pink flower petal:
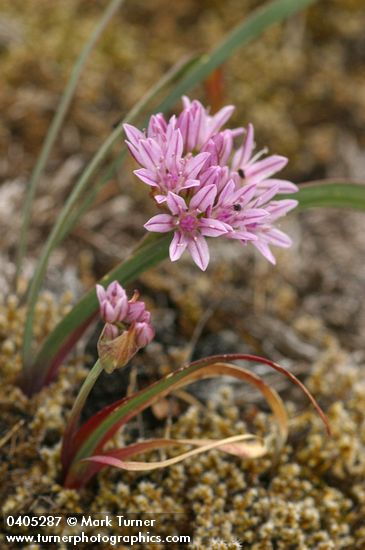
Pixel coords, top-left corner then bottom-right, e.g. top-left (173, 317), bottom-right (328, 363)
top-left (245, 155), bottom-right (288, 183)
top-left (167, 192), bottom-right (187, 215)
top-left (126, 301), bottom-right (146, 323)
top-left (147, 114), bottom-right (167, 138)
top-left (155, 194), bottom-right (167, 204)
top-left (133, 168), bottom-right (158, 187)
top-left (182, 95), bottom-right (191, 109)
top-left (230, 127), bottom-right (245, 138)
top-left (104, 323), bottom-right (119, 340)
top-left (200, 166), bottom-right (222, 188)
top-left (165, 129), bottom-right (184, 172)
top-left (169, 231), bottom-right (187, 261)
top-left (180, 179), bottom-right (200, 190)
top-left (125, 141), bottom-right (144, 165)
top-left (96, 284), bottom-right (106, 303)
top-left (220, 131), bottom-right (234, 165)
top-left (208, 105), bottom-right (235, 137)
top-left (199, 218), bottom-right (231, 237)
top-left (265, 228), bottom-right (292, 248)
top-left (218, 179), bottom-right (236, 206)
top-left (138, 139), bottom-right (162, 171)
top-left (191, 104), bottom-right (204, 151)
top-left (253, 184), bottom-right (281, 207)
top-left (253, 240), bottom-right (276, 264)
top-left (226, 230), bottom-right (257, 241)
top-left (232, 182), bottom-right (257, 206)
top-left (266, 199), bottom-right (298, 220)
top-left (260, 179), bottom-right (298, 193)
top-left (123, 123), bottom-right (145, 148)
top-left (187, 235), bottom-right (210, 271)
top-left (243, 208), bottom-right (269, 224)
top-left (232, 123), bottom-right (255, 170)
top-left (144, 214), bottom-right (174, 233)
top-left (177, 110), bottom-right (190, 148)
top-left (184, 152), bottom-right (210, 178)
top-left (190, 184), bottom-right (217, 212)
top-left (135, 322), bottom-right (155, 347)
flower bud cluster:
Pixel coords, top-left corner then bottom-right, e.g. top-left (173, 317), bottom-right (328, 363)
top-left (96, 281), bottom-right (154, 348)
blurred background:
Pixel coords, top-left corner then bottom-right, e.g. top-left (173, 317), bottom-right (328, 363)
top-left (1, 0), bottom-right (364, 180)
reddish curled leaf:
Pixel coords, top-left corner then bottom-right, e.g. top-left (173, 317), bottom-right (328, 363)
top-left (84, 434), bottom-right (265, 473)
top-left (67, 434), bottom-right (265, 486)
top-left (64, 354), bottom-right (330, 488)
top-left (77, 357), bottom-right (286, 460)
top-left (84, 361), bottom-right (287, 458)
top-left (189, 354), bottom-right (331, 435)
top-left (64, 359), bottom-right (289, 487)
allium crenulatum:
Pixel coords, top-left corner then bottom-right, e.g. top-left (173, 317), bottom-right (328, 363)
top-left (124, 97), bottom-right (298, 270)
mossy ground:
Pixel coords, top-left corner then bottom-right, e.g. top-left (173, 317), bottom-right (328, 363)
top-left (0, 280), bottom-right (365, 550)
top-left (1, 1), bottom-right (365, 548)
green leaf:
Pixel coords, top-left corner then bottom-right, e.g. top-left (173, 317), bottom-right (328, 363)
top-left (288, 181), bottom-right (365, 211)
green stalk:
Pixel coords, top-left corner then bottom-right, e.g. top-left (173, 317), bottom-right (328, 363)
top-left (16, 0), bottom-right (125, 282)
top-left (61, 359), bottom-right (103, 470)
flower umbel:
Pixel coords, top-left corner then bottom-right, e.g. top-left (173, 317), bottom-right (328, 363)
top-left (96, 281), bottom-right (154, 372)
top-left (124, 97), bottom-right (298, 270)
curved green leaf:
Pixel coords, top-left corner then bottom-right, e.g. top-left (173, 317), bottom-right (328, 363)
top-left (288, 181), bottom-right (365, 211)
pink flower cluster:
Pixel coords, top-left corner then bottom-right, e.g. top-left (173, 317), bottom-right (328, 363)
top-left (96, 281), bottom-right (154, 347)
top-left (124, 97), bottom-right (298, 271)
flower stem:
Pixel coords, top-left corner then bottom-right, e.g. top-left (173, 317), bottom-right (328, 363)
top-left (61, 359), bottom-right (103, 472)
